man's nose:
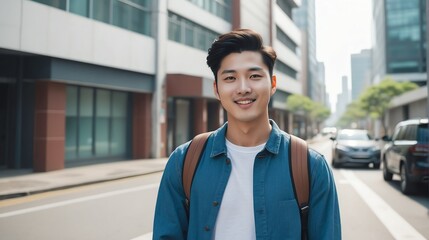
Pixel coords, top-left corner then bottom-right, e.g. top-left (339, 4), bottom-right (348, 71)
top-left (237, 78), bottom-right (251, 94)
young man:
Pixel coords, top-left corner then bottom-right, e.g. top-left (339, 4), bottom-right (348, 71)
top-left (153, 29), bottom-right (341, 239)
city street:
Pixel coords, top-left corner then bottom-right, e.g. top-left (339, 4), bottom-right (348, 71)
top-left (0, 137), bottom-right (428, 239)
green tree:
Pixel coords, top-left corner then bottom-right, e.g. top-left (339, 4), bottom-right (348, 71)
top-left (337, 101), bottom-right (367, 128)
top-left (286, 94), bottom-right (331, 136)
top-left (286, 94), bottom-right (314, 114)
top-left (358, 78), bottom-right (418, 134)
top-left (310, 102), bottom-right (331, 132)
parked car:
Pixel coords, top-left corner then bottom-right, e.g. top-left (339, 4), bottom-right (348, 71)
top-left (330, 129), bottom-right (381, 169)
top-left (321, 127), bottom-right (337, 137)
top-left (382, 118), bottom-right (429, 195)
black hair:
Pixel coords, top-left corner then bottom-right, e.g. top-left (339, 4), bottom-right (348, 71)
top-left (206, 29), bottom-right (277, 82)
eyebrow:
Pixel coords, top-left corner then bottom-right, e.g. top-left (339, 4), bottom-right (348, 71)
top-left (220, 67), bottom-right (264, 75)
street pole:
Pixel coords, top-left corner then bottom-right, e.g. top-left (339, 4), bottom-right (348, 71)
top-left (426, 0), bottom-right (428, 118)
top-left (152, 0), bottom-right (168, 158)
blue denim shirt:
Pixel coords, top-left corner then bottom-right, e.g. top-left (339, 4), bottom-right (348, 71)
top-left (153, 121), bottom-right (341, 240)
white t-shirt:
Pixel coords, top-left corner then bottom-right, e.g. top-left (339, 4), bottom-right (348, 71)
top-left (212, 139), bottom-right (266, 240)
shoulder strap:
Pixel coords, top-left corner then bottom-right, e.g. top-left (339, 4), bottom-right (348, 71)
top-left (182, 132), bottom-right (212, 207)
top-left (289, 135), bottom-right (310, 240)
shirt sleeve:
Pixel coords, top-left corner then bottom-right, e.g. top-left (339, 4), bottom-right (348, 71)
top-left (153, 147), bottom-right (189, 240)
top-left (307, 150), bottom-right (342, 239)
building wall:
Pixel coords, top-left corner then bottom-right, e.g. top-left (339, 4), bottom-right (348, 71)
top-left (166, 42), bottom-right (213, 78)
top-left (292, 0), bottom-right (319, 103)
top-left (0, 0), bottom-right (305, 171)
top-left (372, 0), bottom-right (427, 85)
top-left (351, 49), bottom-right (371, 101)
top-left (1, 0), bottom-right (156, 75)
top-left (273, 4), bottom-right (302, 95)
top-left (371, 0), bottom-right (386, 84)
top-left (387, 86), bottom-right (428, 135)
top-left (168, 0), bottom-right (230, 34)
top-left (240, 0), bottom-right (270, 41)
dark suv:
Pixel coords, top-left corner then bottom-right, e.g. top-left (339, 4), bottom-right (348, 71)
top-left (382, 118), bottom-right (429, 194)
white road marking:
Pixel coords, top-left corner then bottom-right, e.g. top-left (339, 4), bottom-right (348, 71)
top-left (340, 170), bottom-right (426, 240)
top-left (338, 179), bottom-right (349, 185)
top-left (131, 232), bottom-right (153, 240)
top-left (0, 183), bottom-right (159, 218)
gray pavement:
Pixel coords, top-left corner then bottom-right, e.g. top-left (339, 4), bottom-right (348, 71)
top-left (0, 158), bottom-right (168, 200)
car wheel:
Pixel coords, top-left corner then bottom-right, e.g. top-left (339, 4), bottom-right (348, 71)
top-left (382, 160), bottom-right (393, 181)
top-left (331, 158), bottom-right (340, 168)
top-left (400, 164), bottom-right (416, 195)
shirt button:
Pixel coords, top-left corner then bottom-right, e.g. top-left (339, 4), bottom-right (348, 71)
top-left (204, 226), bottom-right (210, 231)
top-left (226, 159), bottom-right (231, 165)
top-left (212, 201), bottom-right (219, 207)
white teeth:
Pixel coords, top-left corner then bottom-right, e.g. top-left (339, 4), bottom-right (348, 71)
top-left (236, 100), bottom-right (253, 104)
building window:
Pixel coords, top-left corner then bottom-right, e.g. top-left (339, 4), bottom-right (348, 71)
top-left (276, 0), bottom-right (293, 18)
top-left (185, 0), bottom-right (232, 21)
top-left (385, 0), bottom-right (426, 73)
top-left (276, 60), bottom-right (297, 79)
top-left (93, 1), bottom-right (111, 23)
top-left (69, 0), bottom-right (90, 17)
top-left (112, 0), bottom-right (152, 35)
top-left (33, 0), bottom-right (66, 10)
top-left (276, 26), bottom-right (298, 54)
top-left (32, 0), bottom-right (152, 36)
top-left (65, 86), bottom-right (129, 161)
top-left (168, 12), bottom-right (219, 51)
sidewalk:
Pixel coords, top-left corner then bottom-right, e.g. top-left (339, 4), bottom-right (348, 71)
top-left (0, 158), bottom-right (168, 200)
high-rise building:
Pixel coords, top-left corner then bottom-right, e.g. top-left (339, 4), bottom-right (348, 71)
top-left (293, 0), bottom-right (321, 102)
top-left (336, 76), bottom-right (350, 118)
top-left (351, 49), bottom-right (372, 101)
top-left (0, 0), bottom-right (303, 171)
top-left (317, 62), bottom-right (328, 107)
top-left (372, 0), bottom-right (427, 85)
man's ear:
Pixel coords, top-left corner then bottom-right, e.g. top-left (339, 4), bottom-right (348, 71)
top-left (213, 80), bottom-right (220, 100)
top-left (271, 75), bottom-right (277, 95)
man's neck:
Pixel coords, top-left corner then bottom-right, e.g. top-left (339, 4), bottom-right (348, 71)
top-left (226, 118), bottom-right (272, 147)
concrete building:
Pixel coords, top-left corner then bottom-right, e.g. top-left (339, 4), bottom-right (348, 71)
top-left (317, 61), bottom-right (328, 108)
top-left (350, 49), bottom-right (372, 101)
top-left (293, 0), bottom-right (322, 102)
top-left (0, 0), bottom-right (303, 172)
top-left (335, 76), bottom-right (350, 118)
top-left (371, 0), bottom-right (427, 85)
top-left (386, 86), bottom-right (428, 135)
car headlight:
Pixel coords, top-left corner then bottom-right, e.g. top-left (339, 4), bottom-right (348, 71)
top-left (336, 145), bottom-right (351, 152)
top-left (370, 146), bottom-right (381, 152)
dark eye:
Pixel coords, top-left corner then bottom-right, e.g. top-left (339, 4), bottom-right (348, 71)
top-left (250, 74), bottom-right (262, 79)
top-left (224, 76), bottom-right (235, 81)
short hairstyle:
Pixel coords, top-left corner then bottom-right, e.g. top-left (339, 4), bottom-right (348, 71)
top-left (206, 29), bottom-right (277, 82)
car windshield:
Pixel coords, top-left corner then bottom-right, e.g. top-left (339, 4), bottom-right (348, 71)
top-left (417, 124), bottom-right (429, 143)
top-left (337, 131), bottom-right (371, 141)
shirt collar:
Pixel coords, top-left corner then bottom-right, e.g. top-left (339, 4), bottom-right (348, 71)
top-left (210, 119), bottom-right (282, 158)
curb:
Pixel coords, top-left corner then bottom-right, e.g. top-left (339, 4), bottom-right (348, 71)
top-left (0, 169), bottom-right (165, 201)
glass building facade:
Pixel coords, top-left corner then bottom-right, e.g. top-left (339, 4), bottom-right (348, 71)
top-left (65, 86), bottom-right (130, 162)
top-left (385, 0), bottom-right (427, 73)
top-left (33, 0), bottom-right (152, 36)
top-left (185, 0), bottom-right (232, 21)
top-left (168, 12), bottom-right (219, 51)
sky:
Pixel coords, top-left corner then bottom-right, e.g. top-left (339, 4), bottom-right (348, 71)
top-left (315, 0), bottom-right (373, 112)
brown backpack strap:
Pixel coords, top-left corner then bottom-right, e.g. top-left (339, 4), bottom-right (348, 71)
top-left (290, 135), bottom-right (309, 240)
top-left (290, 135), bottom-right (309, 206)
top-left (182, 132), bottom-right (212, 205)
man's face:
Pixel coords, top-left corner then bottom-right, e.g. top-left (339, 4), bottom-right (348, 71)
top-left (213, 51), bottom-right (276, 124)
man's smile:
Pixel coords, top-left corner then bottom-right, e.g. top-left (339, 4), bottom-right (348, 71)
top-left (234, 98), bottom-right (256, 105)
